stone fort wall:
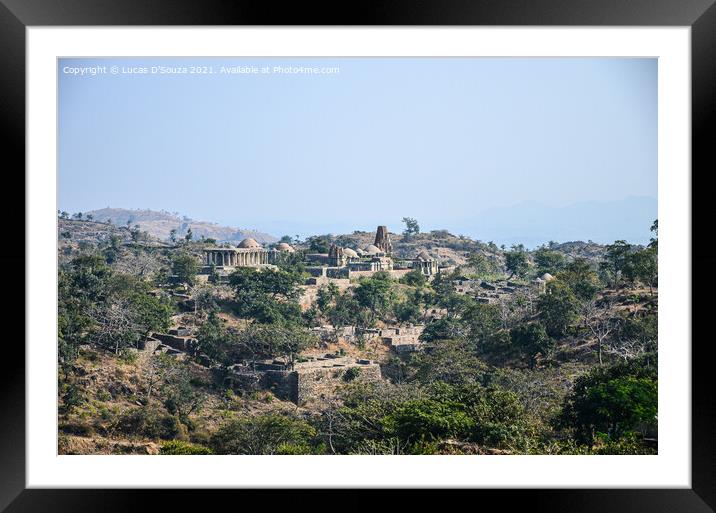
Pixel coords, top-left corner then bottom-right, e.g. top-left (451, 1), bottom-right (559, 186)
top-left (262, 361), bottom-right (382, 405)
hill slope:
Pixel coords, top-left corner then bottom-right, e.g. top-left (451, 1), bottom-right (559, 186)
top-left (84, 208), bottom-right (277, 244)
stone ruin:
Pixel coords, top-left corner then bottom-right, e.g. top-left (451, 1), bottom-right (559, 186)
top-left (226, 355), bottom-right (382, 404)
top-left (140, 330), bottom-right (382, 404)
top-left (380, 325), bottom-right (425, 354)
top-left (141, 328), bottom-right (198, 359)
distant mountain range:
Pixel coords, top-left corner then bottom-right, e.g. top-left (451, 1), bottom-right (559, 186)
top-left (451, 196), bottom-right (657, 248)
top-left (81, 197), bottom-right (656, 248)
top-left (84, 208), bottom-right (278, 244)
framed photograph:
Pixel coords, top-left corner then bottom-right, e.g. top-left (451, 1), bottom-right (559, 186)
top-left (4, 0), bottom-right (713, 510)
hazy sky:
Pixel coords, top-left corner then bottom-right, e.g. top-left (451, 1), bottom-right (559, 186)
top-left (59, 57), bottom-right (657, 239)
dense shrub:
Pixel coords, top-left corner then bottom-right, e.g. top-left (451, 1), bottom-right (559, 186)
top-left (558, 356), bottom-right (657, 444)
top-left (510, 323), bottom-right (554, 367)
top-left (210, 414), bottom-right (318, 455)
top-left (159, 440), bottom-right (213, 455)
top-left (115, 407), bottom-right (187, 441)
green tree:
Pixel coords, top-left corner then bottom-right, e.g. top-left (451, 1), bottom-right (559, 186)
top-left (559, 357), bottom-right (657, 444)
top-left (504, 248), bottom-right (529, 279)
top-left (160, 358), bottom-right (205, 423)
top-left (649, 219), bottom-right (658, 250)
top-left (316, 282), bottom-right (340, 314)
top-left (420, 317), bottom-right (467, 342)
top-left (195, 312), bottom-right (235, 367)
top-left (384, 382), bottom-right (532, 451)
top-left (327, 292), bottom-right (362, 330)
top-left (534, 248), bottom-right (566, 275)
top-left (558, 258), bottom-right (600, 302)
top-left (59, 255), bottom-right (173, 359)
top-left (408, 339), bottom-right (487, 385)
top-left (393, 297), bottom-right (422, 324)
top-left (510, 322), bottom-right (554, 367)
top-left (172, 253), bottom-right (199, 286)
top-left (92, 279), bottom-right (172, 354)
top-left (623, 247), bottom-right (658, 295)
top-left (537, 280), bottom-right (580, 337)
top-left (307, 234), bottom-right (332, 253)
top-left (58, 255), bottom-right (112, 370)
top-left (237, 323), bottom-right (317, 368)
top-left (401, 217), bottom-right (420, 240)
top-left (353, 271), bottom-right (395, 325)
top-left (160, 440), bottom-right (213, 455)
top-left (399, 269), bottom-right (427, 288)
top-left (229, 267), bottom-right (303, 324)
top-left (467, 253), bottom-right (498, 279)
top-left (462, 302), bottom-right (502, 343)
top-left (184, 228), bottom-right (193, 242)
top-left (210, 413), bottom-right (318, 454)
top-left (130, 224), bottom-right (142, 243)
top-left (599, 240), bottom-right (632, 287)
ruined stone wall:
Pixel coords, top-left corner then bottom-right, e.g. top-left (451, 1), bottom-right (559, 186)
top-left (325, 268), bottom-right (350, 279)
top-left (257, 360), bottom-right (382, 405)
top-left (348, 269), bottom-right (413, 280)
top-left (263, 370), bottom-right (300, 403)
top-left (296, 363), bottom-right (381, 405)
top-left (151, 333), bottom-right (197, 353)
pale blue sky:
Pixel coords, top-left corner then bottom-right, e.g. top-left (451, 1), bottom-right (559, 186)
top-left (59, 57), bottom-right (657, 242)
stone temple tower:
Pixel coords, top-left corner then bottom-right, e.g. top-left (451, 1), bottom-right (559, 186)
top-left (328, 243), bottom-right (346, 267)
top-left (374, 226), bottom-right (393, 255)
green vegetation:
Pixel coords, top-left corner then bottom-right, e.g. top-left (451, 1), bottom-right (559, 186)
top-left (210, 414), bottom-right (318, 455)
top-left (57, 217), bottom-right (658, 456)
top-left (504, 246), bottom-right (530, 278)
top-left (160, 440), bottom-right (213, 455)
top-left (229, 266), bottom-right (304, 324)
top-left (401, 217), bottom-right (420, 240)
top-left (172, 253), bottom-right (199, 285)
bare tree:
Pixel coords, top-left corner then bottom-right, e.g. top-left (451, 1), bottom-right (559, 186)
top-left (497, 297), bottom-right (512, 329)
top-left (581, 299), bottom-right (620, 365)
top-left (91, 297), bottom-right (139, 354)
top-left (191, 283), bottom-right (223, 319)
top-left (605, 337), bottom-right (649, 362)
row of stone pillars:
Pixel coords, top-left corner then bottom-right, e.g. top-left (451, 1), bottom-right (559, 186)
top-left (205, 250), bottom-right (268, 267)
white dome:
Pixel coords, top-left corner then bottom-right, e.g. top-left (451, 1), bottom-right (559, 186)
top-left (275, 242), bottom-right (295, 252)
top-left (238, 238), bottom-right (262, 249)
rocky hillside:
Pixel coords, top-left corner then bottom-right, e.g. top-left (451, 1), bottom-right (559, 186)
top-left (58, 218), bottom-right (172, 276)
top-left (83, 208), bottom-right (277, 244)
top-left (549, 241), bottom-right (609, 263)
top-left (314, 230), bottom-right (498, 267)
top-left (308, 229), bottom-right (612, 269)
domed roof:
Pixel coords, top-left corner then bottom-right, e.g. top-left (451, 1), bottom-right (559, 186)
top-left (275, 242), bottom-right (295, 252)
top-left (415, 250), bottom-right (433, 261)
top-left (343, 248), bottom-right (359, 258)
top-left (238, 238), bottom-right (262, 249)
top-left (540, 273), bottom-right (555, 281)
top-left (364, 244), bottom-right (382, 254)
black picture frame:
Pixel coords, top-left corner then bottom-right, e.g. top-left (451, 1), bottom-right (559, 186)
top-left (2, 0), bottom-right (713, 510)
